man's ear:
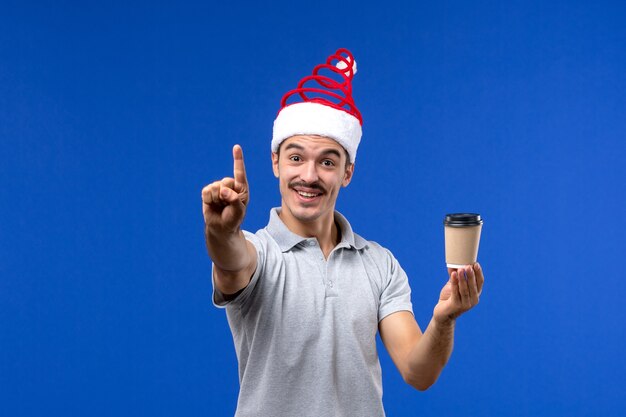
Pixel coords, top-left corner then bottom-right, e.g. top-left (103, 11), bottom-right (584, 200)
top-left (342, 162), bottom-right (355, 187)
top-left (271, 152), bottom-right (279, 178)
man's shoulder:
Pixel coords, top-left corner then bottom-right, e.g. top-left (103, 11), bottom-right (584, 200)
top-left (242, 227), bottom-right (272, 246)
top-left (351, 231), bottom-right (395, 259)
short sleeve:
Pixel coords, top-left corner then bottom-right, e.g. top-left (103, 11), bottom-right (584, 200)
top-left (378, 249), bottom-right (413, 322)
top-left (212, 230), bottom-right (265, 308)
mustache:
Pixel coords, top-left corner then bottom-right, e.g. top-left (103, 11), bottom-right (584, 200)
top-left (288, 181), bottom-right (326, 194)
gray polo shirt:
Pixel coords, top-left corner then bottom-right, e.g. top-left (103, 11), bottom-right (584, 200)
top-left (213, 208), bottom-right (413, 417)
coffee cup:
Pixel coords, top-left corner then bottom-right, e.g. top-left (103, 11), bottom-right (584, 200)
top-left (444, 213), bottom-right (483, 269)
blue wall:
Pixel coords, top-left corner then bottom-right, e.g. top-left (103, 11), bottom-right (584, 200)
top-left (2, 1), bottom-right (625, 415)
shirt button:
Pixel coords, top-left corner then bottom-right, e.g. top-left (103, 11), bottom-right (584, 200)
top-left (328, 281), bottom-right (334, 288)
top-left (309, 241), bottom-right (316, 246)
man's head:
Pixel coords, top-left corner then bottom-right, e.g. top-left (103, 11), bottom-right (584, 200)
top-left (272, 135), bottom-right (354, 226)
top-left (269, 49), bottom-right (362, 229)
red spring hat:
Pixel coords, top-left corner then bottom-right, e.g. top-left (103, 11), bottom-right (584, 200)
top-left (272, 48), bottom-right (362, 163)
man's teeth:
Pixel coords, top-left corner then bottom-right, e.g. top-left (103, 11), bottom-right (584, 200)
top-left (297, 191), bottom-right (319, 198)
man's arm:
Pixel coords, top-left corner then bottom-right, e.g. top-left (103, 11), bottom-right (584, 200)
top-left (379, 263), bottom-right (484, 391)
top-left (201, 145), bottom-right (257, 295)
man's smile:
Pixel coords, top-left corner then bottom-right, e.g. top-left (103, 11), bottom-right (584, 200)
top-left (297, 190), bottom-right (320, 198)
top-left (290, 182), bottom-right (326, 202)
top-left (292, 187), bottom-right (323, 202)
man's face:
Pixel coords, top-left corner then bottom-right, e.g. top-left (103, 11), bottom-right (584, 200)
top-left (272, 135), bottom-right (354, 226)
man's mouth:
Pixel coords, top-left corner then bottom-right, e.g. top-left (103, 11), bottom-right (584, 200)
top-left (296, 190), bottom-right (321, 198)
top-left (290, 182), bottom-right (325, 201)
top-left (290, 184), bottom-right (325, 201)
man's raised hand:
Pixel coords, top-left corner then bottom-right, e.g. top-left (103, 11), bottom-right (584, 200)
top-left (202, 145), bottom-right (250, 234)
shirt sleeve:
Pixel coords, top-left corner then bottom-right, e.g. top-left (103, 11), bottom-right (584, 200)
top-left (212, 230), bottom-right (265, 308)
top-left (378, 248), bottom-right (413, 322)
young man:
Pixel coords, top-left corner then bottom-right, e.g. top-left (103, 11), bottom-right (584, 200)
top-left (202, 49), bottom-right (484, 417)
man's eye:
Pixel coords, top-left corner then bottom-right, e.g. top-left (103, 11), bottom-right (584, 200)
top-left (322, 160), bottom-right (335, 167)
top-left (289, 156), bottom-right (301, 162)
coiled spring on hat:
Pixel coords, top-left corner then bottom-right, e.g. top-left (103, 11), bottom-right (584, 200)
top-left (280, 48), bottom-right (362, 125)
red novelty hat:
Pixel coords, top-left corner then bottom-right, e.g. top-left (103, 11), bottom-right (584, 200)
top-left (272, 48), bottom-right (362, 163)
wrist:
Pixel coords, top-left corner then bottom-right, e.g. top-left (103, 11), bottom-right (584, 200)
top-left (205, 223), bottom-right (242, 239)
top-left (432, 315), bottom-right (456, 329)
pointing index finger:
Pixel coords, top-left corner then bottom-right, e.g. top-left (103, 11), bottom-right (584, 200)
top-left (233, 144), bottom-right (248, 191)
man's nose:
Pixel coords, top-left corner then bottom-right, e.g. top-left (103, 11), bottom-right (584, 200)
top-left (299, 161), bottom-right (319, 183)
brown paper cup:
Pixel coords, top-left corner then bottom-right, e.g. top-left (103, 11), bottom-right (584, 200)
top-left (444, 214), bottom-right (483, 268)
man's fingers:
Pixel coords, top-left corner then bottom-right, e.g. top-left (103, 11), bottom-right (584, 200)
top-left (202, 179), bottom-right (236, 203)
top-left (466, 265), bottom-right (480, 307)
top-left (458, 268), bottom-right (472, 309)
top-left (450, 271), bottom-right (461, 305)
top-left (219, 185), bottom-right (246, 220)
top-left (233, 145), bottom-right (248, 192)
top-left (219, 185), bottom-right (240, 203)
top-left (441, 265), bottom-right (482, 323)
top-left (200, 145), bottom-right (249, 229)
top-left (221, 177), bottom-right (235, 190)
top-left (201, 185), bottom-right (211, 204)
top-left (202, 183), bottom-right (221, 205)
top-left (474, 263), bottom-right (484, 295)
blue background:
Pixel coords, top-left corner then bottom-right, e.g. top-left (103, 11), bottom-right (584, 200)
top-left (2, 1), bottom-right (625, 415)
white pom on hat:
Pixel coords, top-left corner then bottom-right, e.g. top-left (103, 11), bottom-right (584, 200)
top-left (335, 56), bottom-right (357, 76)
top-left (272, 49), bottom-right (362, 163)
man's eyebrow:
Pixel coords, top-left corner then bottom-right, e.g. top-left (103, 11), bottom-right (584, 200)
top-left (320, 149), bottom-right (342, 158)
top-left (283, 143), bottom-right (342, 159)
top-left (284, 143), bottom-right (305, 151)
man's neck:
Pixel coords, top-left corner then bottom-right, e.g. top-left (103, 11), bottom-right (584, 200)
top-left (278, 207), bottom-right (340, 259)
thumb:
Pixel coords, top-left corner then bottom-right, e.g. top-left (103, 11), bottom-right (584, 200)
top-left (219, 185), bottom-right (240, 204)
top-left (439, 281), bottom-right (453, 300)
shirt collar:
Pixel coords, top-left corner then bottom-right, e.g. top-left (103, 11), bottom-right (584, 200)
top-left (265, 207), bottom-right (368, 252)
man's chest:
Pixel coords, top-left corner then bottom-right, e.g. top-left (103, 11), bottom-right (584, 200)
top-left (246, 248), bottom-right (384, 339)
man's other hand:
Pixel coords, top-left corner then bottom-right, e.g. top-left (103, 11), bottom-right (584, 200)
top-left (433, 263), bottom-right (484, 324)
